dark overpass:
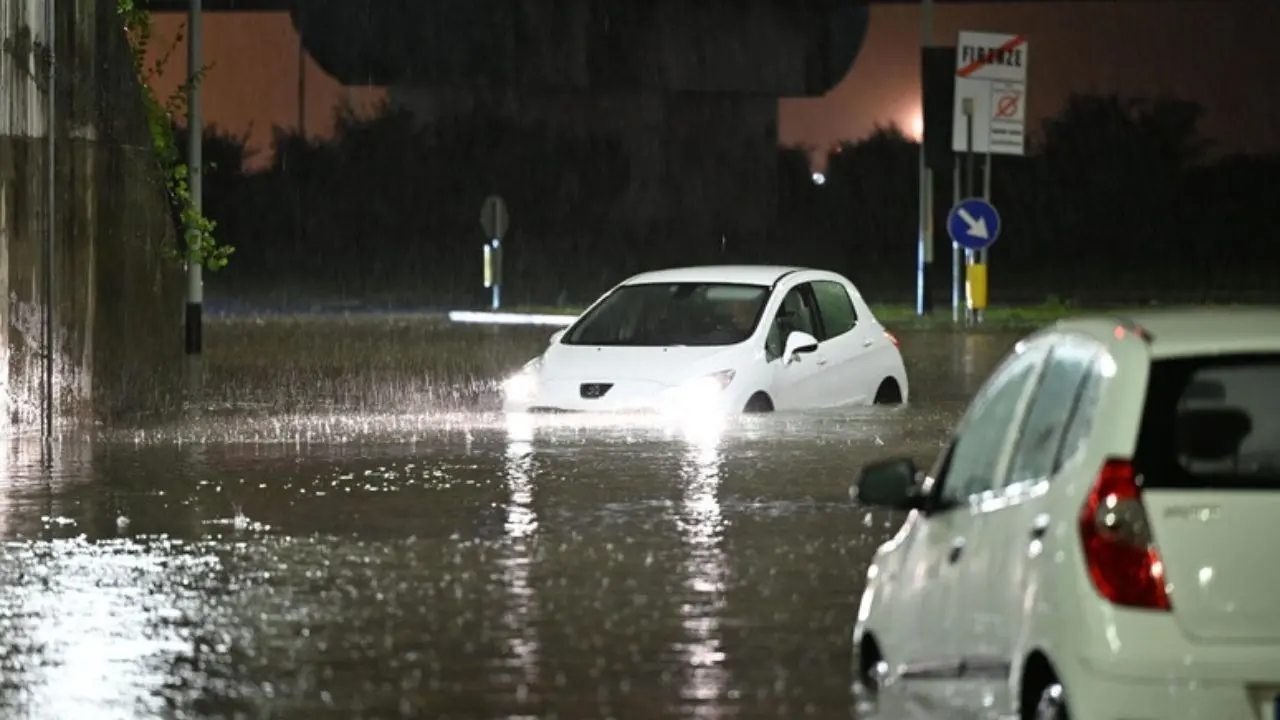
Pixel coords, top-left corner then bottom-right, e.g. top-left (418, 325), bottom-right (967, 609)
top-left (135, 0), bottom-right (1152, 252)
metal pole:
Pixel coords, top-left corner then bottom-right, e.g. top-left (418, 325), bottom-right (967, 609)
top-left (951, 157), bottom-right (961, 324)
top-left (491, 239), bottom-right (501, 311)
top-left (915, 0), bottom-right (934, 316)
top-left (184, 0), bottom-right (203, 355)
top-left (963, 103), bottom-right (975, 326)
top-left (42, 0), bottom-right (56, 441)
top-left (979, 152), bottom-right (992, 323)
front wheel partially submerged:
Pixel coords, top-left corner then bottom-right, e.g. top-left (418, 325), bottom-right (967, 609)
top-left (742, 392), bottom-right (774, 413)
top-left (1032, 682), bottom-right (1069, 720)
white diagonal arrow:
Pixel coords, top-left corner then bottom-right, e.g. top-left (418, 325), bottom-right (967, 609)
top-left (958, 208), bottom-right (989, 240)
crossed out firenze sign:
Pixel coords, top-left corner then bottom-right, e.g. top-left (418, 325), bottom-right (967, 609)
top-left (951, 31), bottom-right (1029, 157)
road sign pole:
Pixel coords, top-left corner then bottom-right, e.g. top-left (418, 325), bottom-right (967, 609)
top-left (491, 239), bottom-right (502, 311)
top-left (480, 194), bottom-right (510, 312)
top-left (951, 156), bottom-right (961, 324)
top-left (915, 0), bottom-right (935, 317)
top-left (963, 100), bottom-right (976, 325)
top-left (951, 29), bottom-right (1028, 326)
top-left (978, 152), bottom-right (993, 323)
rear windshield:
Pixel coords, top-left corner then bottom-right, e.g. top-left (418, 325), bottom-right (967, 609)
top-left (1136, 354), bottom-right (1280, 489)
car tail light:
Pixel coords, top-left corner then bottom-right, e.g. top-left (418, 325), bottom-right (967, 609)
top-left (1078, 459), bottom-right (1170, 611)
top-left (884, 330), bottom-right (900, 348)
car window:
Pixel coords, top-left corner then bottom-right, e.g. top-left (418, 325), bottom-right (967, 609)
top-left (1135, 353), bottom-right (1280, 489)
top-left (765, 286), bottom-right (819, 361)
top-left (1004, 340), bottom-right (1098, 487)
top-left (936, 345), bottom-right (1044, 504)
top-left (810, 280), bottom-right (859, 340)
top-left (1054, 354), bottom-right (1106, 473)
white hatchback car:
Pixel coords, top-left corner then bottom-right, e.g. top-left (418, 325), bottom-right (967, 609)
top-left (501, 265), bottom-right (908, 414)
top-left (852, 308), bottom-right (1280, 720)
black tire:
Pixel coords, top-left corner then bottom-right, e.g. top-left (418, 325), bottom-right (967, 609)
top-left (1031, 682), bottom-right (1069, 720)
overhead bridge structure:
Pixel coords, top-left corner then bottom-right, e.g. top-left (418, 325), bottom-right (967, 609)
top-left (144, 0), bottom-right (879, 240)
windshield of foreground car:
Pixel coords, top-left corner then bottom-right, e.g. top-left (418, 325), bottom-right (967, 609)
top-left (562, 282), bottom-right (769, 347)
top-left (1135, 353), bottom-right (1280, 488)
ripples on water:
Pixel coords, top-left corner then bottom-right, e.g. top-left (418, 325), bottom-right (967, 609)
top-left (0, 323), bottom-right (1018, 719)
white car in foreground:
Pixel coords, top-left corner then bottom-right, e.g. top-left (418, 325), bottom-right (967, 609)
top-left (851, 308), bottom-right (1280, 720)
top-left (501, 265), bottom-right (908, 414)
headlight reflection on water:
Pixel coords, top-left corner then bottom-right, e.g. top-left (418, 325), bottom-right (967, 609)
top-left (502, 412), bottom-right (541, 696)
top-left (676, 417), bottom-right (728, 705)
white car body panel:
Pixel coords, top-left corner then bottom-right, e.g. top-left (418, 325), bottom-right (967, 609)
top-left (502, 265), bottom-right (909, 414)
top-left (854, 308), bottom-right (1280, 720)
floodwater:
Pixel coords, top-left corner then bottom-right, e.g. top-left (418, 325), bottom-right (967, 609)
top-left (0, 318), bottom-right (1020, 719)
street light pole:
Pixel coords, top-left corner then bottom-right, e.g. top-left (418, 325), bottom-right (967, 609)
top-left (185, 0), bottom-right (203, 355)
top-left (42, 0), bottom-right (56, 440)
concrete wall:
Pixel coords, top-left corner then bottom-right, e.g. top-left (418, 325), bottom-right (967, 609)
top-left (0, 0), bottom-right (183, 432)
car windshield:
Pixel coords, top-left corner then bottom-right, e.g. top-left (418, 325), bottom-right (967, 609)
top-left (1135, 353), bottom-right (1280, 488)
top-left (562, 282), bottom-right (769, 347)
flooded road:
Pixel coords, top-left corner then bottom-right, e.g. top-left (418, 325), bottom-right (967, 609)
top-left (0, 318), bottom-right (1020, 719)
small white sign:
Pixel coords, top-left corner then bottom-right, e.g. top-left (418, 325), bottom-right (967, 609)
top-left (952, 30), bottom-right (1029, 156)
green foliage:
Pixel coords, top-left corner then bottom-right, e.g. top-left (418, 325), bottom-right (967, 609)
top-left (116, 0), bottom-right (233, 270)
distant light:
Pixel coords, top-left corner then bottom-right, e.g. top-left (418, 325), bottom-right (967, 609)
top-left (811, 172), bottom-right (826, 186)
top-left (448, 310), bottom-right (577, 327)
top-left (910, 113), bottom-right (924, 141)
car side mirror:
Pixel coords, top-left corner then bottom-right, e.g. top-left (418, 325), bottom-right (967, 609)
top-left (783, 330), bottom-right (819, 363)
top-left (549, 328), bottom-right (566, 345)
top-left (852, 457), bottom-right (924, 511)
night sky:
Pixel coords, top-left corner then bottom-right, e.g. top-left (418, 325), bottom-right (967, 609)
top-left (150, 1), bottom-right (1280, 167)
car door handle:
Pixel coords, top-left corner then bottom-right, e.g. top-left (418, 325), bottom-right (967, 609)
top-left (862, 339), bottom-right (873, 348)
top-left (948, 538), bottom-right (965, 564)
top-left (816, 358), bottom-right (828, 366)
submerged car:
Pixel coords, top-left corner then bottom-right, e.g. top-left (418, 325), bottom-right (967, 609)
top-left (852, 308), bottom-right (1280, 720)
top-left (501, 265), bottom-right (908, 414)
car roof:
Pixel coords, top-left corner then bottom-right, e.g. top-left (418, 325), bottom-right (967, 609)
top-left (1054, 306), bottom-right (1280, 358)
top-left (620, 265), bottom-right (808, 287)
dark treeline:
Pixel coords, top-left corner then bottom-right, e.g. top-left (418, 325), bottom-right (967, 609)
top-left (185, 92), bottom-right (1280, 310)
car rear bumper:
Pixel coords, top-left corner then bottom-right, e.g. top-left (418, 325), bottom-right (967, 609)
top-left (1063, 656), bottom-right (1280, 720)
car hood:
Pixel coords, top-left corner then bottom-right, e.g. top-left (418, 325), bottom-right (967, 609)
top-left (540, 343), bottom-right (743, 383)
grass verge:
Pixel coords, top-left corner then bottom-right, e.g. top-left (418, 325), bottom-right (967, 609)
top-left (506, 302), bottom-right (1086, 332)
top-left (871, 302), bottom-right (1085, 331)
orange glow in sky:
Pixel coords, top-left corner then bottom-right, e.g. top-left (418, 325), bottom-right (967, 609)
top-left (144, 4), bottom-right (1280, 171)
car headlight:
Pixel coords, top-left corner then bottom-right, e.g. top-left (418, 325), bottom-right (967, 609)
top-left (665, 369), bottom-right (736, 407)
top-left (502, 357), bottom-right (542, 402)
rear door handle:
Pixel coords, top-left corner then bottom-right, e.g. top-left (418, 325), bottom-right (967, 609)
top-left (817, 358), bottom-right (828, 366)
top-left (862, 339), bottom-right (873, 348)
top-left (948, 538), bottom-right (965, 564)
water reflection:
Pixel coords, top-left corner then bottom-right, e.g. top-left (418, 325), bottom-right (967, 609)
top-left (675, 423), bottom-right (729, 715)
top-left (13, 540), bottom-right (197, 719)
top-left (502, 413), bottom-right (541, 703)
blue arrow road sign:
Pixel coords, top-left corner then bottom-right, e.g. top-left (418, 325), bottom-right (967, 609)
top-left (946, 198), bottom-right (1002, 251)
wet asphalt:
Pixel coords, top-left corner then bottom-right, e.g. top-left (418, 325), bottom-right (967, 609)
top-left (0, 318), bottom-right (1020, 719)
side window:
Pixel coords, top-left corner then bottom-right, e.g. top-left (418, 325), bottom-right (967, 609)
top-left (1004, 342), bottom-right (1097, 487)
top-left (765, 286), bottom-right (819, 361)
top-left (810, 280), bottom-right (859, 340)
top-left (1055, 355), bottom-right (1106, 472)
top-left (937, 348), bottom-right (1043, 504)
